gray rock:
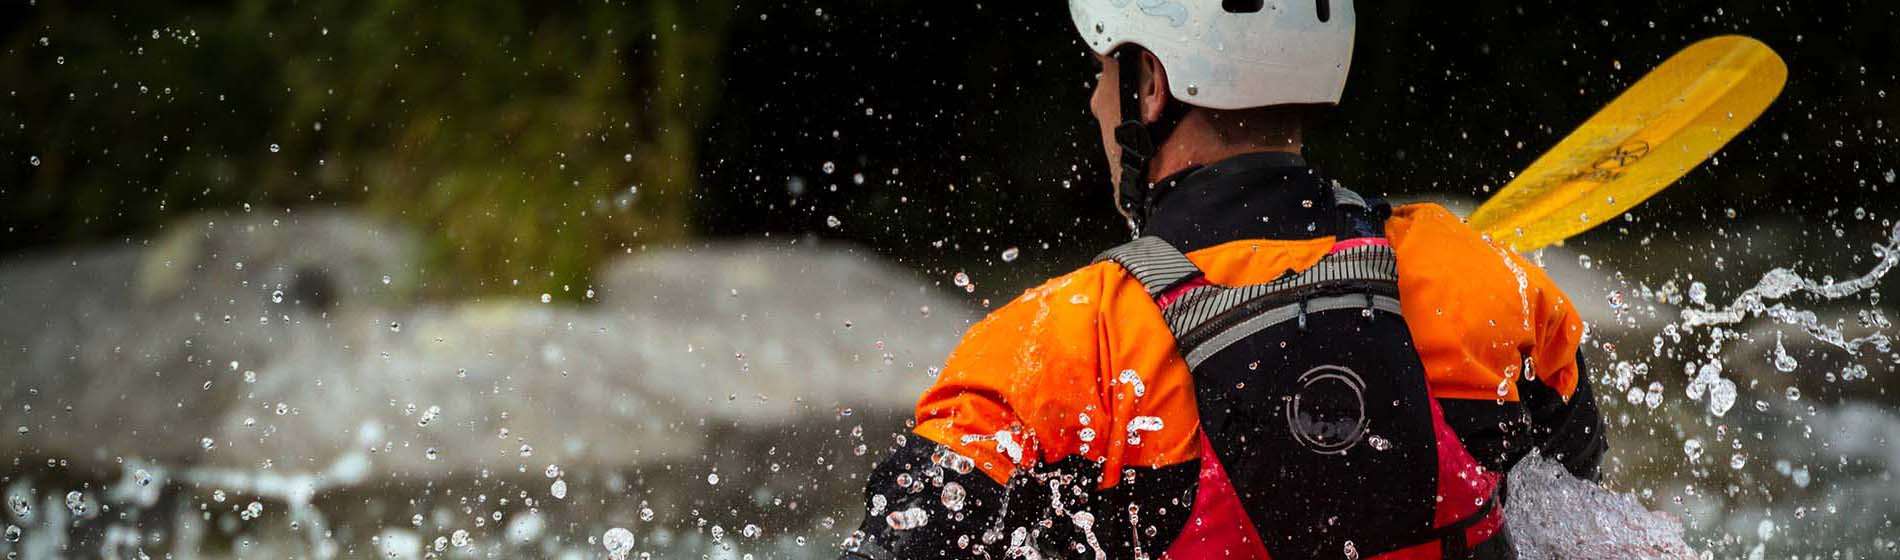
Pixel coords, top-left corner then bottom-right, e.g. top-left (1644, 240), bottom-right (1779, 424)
top-left (0, 214), bottom-right (967, 480)
top-left (0, 210), bottom-right (419, 467)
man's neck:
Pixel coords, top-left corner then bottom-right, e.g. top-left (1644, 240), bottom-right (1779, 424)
top-left (1146, 115), bottom-right (1303, 182)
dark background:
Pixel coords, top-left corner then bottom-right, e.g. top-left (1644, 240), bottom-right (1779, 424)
top-left (4, 1), bottom-right (1896, 301)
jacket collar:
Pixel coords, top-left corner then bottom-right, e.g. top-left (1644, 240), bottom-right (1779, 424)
top-left (1143, 151), bottom-right (1341, 254)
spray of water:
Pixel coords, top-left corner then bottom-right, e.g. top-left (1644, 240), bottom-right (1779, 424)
top-left (1679, 224), bottom-right (1900, 355)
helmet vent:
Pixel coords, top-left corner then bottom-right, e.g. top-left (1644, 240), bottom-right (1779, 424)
top-left (1316, 0), bottom-right (1332, 22)
top-left (1221, 0), bottom-right (1264, 14)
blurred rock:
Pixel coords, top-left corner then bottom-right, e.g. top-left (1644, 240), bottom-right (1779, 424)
top-left (0, 212), bottom-right (968, 478)
top-left (0, 210), bottom-right (419, 467)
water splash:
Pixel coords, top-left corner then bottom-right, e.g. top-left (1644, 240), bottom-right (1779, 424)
top-left (1506, 453), bottom-right (1697, 559)
top-left (1679, 224), bottom-right (1900, 355)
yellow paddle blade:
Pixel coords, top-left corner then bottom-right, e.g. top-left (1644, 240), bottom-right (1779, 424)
top-left (1467, 35), bottom-right (1787, 252)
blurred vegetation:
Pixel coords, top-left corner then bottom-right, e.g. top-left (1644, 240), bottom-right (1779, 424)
top-left (3, 2), bottom-right (1897, 304)
top-left (1, 1), bottom-right (731, 299)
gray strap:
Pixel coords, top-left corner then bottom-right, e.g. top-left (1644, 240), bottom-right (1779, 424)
top-left (1094, 236), bottom-right (1202, 298)
top-left (1332, 184), bottom-right (1367, 209)
top-left (1159, 244), bottom-right (1399, 338)
top-left (1182, 294), bottom-right (1404, 369)
top-left (1094, 223), bottom-right (1404, 369)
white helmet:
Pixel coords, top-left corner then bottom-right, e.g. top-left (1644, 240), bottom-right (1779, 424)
top-left (1069, 0), bottom-right (1356, 110)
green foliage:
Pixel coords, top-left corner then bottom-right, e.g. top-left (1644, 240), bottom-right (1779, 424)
top-left (1, 0), bottom-right (732, 299)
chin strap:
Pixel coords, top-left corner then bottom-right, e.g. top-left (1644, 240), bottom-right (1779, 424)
top-left (1112, 49), bottom-right (1189, 234)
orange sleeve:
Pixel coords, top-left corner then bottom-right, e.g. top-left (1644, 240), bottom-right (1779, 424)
top-left (1521, 250), bottom-right (1585, 399)
top-left (911, 268), bottom-right (1108, 485)
top-left (1388, 203), bottom-right (1585, 401)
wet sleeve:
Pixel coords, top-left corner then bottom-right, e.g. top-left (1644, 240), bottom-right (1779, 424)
top-left (842, 278), bottom-right (1100, 559)
top-left (1521, 267), bottom-right (1609, 480)
top-left (1520, 349), bottom-right (1609, 480)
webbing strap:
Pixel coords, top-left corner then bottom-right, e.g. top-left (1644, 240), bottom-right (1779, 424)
top-left (1092, 185), bottom-right (1402, 366)
top-left (1094, 236), bottom-right (1201, 298)
top-left (1182, 293), bottom-right (1403, 369)
top-left (1331, 184), bottom-right (1368, 210)
top-left (1161, 244), bottom-right (1398, 339)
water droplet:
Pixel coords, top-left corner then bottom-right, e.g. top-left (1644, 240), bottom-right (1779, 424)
top-left (540, 293), bottom-right (552, 304)
top-left (1368, 435), bottom-right (1392, 451)
top-left (549, 479), bottom-right (567, 499)
top-left (822, 161), bottom-right (837, 174)
top-left (3, 525), bottom-right (17, 543)
top-left (603, 527), bottom-right (636, 559)
top-left (1118, 369), bottom-right (1147, 397)
top-left (952, 272), bottom-right (971, 288)
top-left (1001, 247), bottom-right (1020, 262)
top-left (270, 290), bottom-right (284, 304)
top-left (1683, 439), bottom-right (1704, 461)
top-left (1785, 387), bottom-right (1801, 401)
top-left (424, 448), bottom-right (438, 460)
top-left (27, 156), bottom-right (39, 167)
top-left (1125, 416), bottom-right (1165, 444)
top-left (939, 482), bottom-right (967, 511)
top-left (826, 215), bottom-right (842, 228)
top-left (1708, 378), bottom-right (1738, 416)
top-left (199, 437), bottom-right (216, 450)
top-left (64, 491), bottom-right (84, 515)
top-left (1730, 453), bottom-right (1748, 470)
top-left (1772, 336), bottom-right (1798, 372)
top-left (451, 529), bottom-right (471, 548)
top-left (884, 507), bottom-right (930, 530)
top-left (707, 472), bottom-right (720, 485)
top-left (388, 321), bottom-right (401, 333)
top-left (268, 143), bottom-right (281, 153)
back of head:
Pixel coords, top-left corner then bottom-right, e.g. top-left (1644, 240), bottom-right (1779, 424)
top-left (1068, 0), bottom-right (1356, 111)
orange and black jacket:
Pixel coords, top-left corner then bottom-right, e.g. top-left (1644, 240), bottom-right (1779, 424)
top-left (843, 153), bottom-right (1606, 559)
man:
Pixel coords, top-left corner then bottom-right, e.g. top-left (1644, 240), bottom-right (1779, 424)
top-left (842, 2), bottom-right (1605, 559)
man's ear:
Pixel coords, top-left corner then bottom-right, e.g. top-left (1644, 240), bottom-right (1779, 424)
top-left (1139, 50), bottom-right (1170, 123)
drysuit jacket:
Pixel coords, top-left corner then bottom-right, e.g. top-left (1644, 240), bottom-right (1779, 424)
top-left (843, 152), bottom-right (1607, 559)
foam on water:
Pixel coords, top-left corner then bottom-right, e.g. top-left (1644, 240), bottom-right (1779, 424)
top-left (1506, 453), bottom-right (1697, 559)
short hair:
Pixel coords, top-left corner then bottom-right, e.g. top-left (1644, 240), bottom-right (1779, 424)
top-left (1200, 104), bottom-right (1319, 147)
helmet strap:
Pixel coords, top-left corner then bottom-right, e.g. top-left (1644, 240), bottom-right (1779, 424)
top-left (1112, 49), bottom-right (1190, 234)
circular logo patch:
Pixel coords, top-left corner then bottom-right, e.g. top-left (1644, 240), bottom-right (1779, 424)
top-left (1284, 365), bottom-right (1370, 455)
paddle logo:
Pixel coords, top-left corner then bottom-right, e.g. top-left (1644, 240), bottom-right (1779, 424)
top-left (1581, 140), bottom-right (1652, 182)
